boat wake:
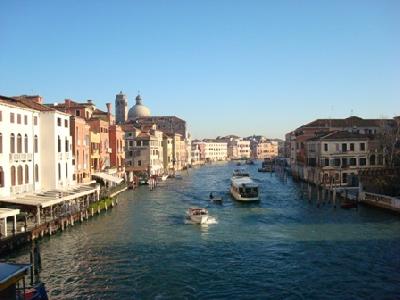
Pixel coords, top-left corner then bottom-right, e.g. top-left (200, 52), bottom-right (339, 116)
top-left (184, 216), bottom-right (218, 225)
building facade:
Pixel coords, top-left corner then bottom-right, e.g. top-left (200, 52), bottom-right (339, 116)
top-left (70, 116), bottom-right (91, 183)
top-left (109, 124), bottom-right (125, 178)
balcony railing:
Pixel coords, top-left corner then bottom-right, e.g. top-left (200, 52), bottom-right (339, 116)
top-left (10, 184), bottom-right (34, 194)
top-left (9, 153), bottom-right (34, 162)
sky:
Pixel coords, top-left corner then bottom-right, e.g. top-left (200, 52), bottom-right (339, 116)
top-left (1, 1), bottom-right (399, 139)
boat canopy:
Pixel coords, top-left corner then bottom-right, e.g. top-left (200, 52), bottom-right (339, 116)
top-left (231, 177), bottom-right (258, 188)
top-left (0, 263), bottom-right (30, 291)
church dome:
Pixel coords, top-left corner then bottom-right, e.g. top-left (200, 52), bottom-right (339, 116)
top-left (128, 94), bottom-right (151, 120)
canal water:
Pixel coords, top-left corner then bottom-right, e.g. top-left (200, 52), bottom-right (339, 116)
top-left (9, 162), bottom-right (400, 299)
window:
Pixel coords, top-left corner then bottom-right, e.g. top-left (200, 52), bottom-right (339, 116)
top-left (324, 143), bottom-right (328, 151)
top-left (65, 119), bottom-right (68, 128)
top-left (10, 134), bottom-right (15, 153)
top-left (342, 173), bottom-right (347, 184)
top-left (25, 165), bottom-right (29, 183)
top-left (370, 155), bottom-right (376, 166)
top-left (360, 143), bottom-right (365, 151)
top-left (11, 166), bottom-right (16, 186)
top-left (35, 164), bottom-right (39, 182)
top-left (350, 143), bottom-right (354, 151)
top-left (24, 134), bottom-right (28, 153)
top-left (138, 160), bottom-right (141, 166)
top-left (34, 135), bottom-right (38, 153)
top-left (0, 167), bottom-right (4, 187)
top-left (65, 163), bottom-right (68, 178)
top-left (76, 110), bottom-right (81, 116)
top-left (341, 158), bottom-right (347, 167)
top-left (0, 110), bottom-right (2, 121)
top-left (65, 138), bottom-right (69, 152)
top-left (57, 118), bottom-right (62, 126)
top-left (24, 115), bottom-right (28, 125)
top-left (324, 158), bottom-right (329, 166)
top-left (10, 113), bottom-right (15, 123)
top-left (17, 114), bottom-right (21, 124)
top-left (349, 158), bottom-right (356, 166)
top-left (34, 116), bottom-right (38, 125)
top-left (359, 158), bottom-right (366, 166)
top-left (17, 165), bottom-right (23, 185)
top-left (58, 136), bottom-right (61, 152)
top-left (0, 133), bottom-right (2, 153)
top-left (17, 134), bottom-right (22, 153)
top-left (341, 143), bottom-right (347, 152)
top-left (58, 163), bottom-right (61, 180)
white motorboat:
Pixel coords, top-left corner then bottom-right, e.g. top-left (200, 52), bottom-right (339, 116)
top-left (232, 168), bottom-right (250, 177)
top-left (187, 208), bottom-right (209, 224)
top-left (161, 174), bottom-right (169, 181)
top-left (230, 176), bottom-right (259, 201)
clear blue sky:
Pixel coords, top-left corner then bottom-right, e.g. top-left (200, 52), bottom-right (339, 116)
top-left (1, 1), bottom-right (399, 139)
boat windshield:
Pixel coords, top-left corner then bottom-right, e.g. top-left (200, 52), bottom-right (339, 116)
top-left (233, 169), bottom-right (250, 177)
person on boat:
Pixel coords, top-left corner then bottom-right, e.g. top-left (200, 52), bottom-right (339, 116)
top-left (209, 192), bottom-right (214, 199)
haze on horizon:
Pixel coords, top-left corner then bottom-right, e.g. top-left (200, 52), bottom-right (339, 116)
top-left (1, 1), bottom-right (399, 140)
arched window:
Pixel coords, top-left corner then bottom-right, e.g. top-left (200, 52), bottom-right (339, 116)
top-left (58, 163), bottom-right (61, 180)
top-left (65, 138), bottom-right (69, 152)
top-left (0, 167), bottom-right (4, 187)
top-left (0, 133), bottom-right (2, 153)
top-left (25, 165), bottom-right (29, 183)
top-left (24, 134), bottom-right (28, 153)
top-left (17, 165), bottom-right (23, 185)
top-left (58, 136), bottom-right (61, 152)
top-left (10, 134), bottom-right (15, 153)
top-left (34, 135), bottom-right (38, 153)
top-left (17, 134), bottom-right (22, 153)
top-left (11, 166), bottom-right (16, 186)
top-left (35, 164), bottom-right (39, 182)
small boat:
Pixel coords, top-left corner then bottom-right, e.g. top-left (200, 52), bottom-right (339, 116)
top-left (232, 168), bottom-right (250, 177)
top-left (161, 174), bottom-right (169, 181)
top-left (341, 201), bottom-right (358, 209)
top-left (258, 167), bottom-right (268, 172)
top-left (187, 208), bottom-right (209, 224)
top-left (209, 192), bottom-right (223, 203)
top-left (0, 262), bottom-right (49, 300)
top-left (245, 159), bottom-right (255, 165)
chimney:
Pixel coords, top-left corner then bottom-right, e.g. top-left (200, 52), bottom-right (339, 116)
top-left (106, 103), bottom-right (111, 114)
top-left (65, 99), bottom-right (72, 107)
top-left (87, 100), bottom-right (93, 105)
top-left (106, 103), bottom-right (113, 125)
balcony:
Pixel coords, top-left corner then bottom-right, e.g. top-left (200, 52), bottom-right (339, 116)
top-left (9, 153), bottom-right (34, 162)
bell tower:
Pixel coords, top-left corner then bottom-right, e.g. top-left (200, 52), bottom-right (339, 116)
top-left (115, 91), bottom-right (128, 124)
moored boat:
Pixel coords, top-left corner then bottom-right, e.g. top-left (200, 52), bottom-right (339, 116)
top-left (232, 168), bottom-right (250, 177)
top-left (187, 208), bottom-right (209, 224)
top-left (161, 174), bottom-right (169, 181)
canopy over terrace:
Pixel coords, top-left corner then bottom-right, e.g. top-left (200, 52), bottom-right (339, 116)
top-left (0, 184), bottom-right (100, 225)
top-left (0, 208), bottom-right (20, 237)
top-left (92, 172), bottom-right (124, 186)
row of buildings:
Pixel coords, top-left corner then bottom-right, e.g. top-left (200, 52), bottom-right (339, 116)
top-left (190, 135), bottom-right (280, 164)
top-left (284, 116), bottom-right (400, 187)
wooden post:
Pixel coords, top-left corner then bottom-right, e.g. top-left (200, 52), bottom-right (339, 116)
top-left (333, 189), bottom-right (337, 209)
top-left (308, 184), bottom-right (312, 203)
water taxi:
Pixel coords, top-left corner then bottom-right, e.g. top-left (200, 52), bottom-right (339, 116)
top-left (232, 168), bottom-right (250, 177)
top-left (230, 176), bottom-right (259, 201)
top-left (187, 208), bottom-right (209, 224)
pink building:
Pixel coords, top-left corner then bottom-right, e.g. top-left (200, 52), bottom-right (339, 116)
top-left (109, 125), bottom-right (125, 178)
top-left (70, 116), bottom-right (91, 183)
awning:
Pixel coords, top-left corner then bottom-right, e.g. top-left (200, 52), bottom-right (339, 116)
top-left (0, 208), bottom-right (20, 219)
top-left (0, 184), bottom-right (99, 208)
top-left (0, 263), bottom-right (30, 290)
top-left (92, 172), bottom-right (124, 184)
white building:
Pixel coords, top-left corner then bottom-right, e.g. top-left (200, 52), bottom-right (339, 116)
top-left (0, 96), bottom-right (41, 198)
top-left (39, 110), bottom-right (75, 190)
top-left (203, 141), bottom-right (228, 161)
top-left (228, 139), bottom-right (251, 159)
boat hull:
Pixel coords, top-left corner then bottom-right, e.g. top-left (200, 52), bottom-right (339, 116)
top-left (189, 215), bottom-right (209, 224)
